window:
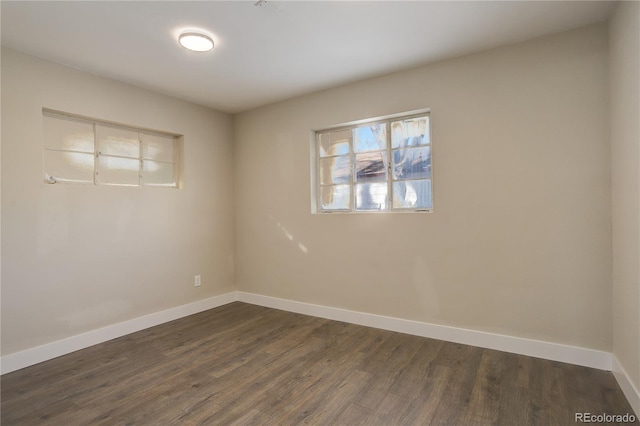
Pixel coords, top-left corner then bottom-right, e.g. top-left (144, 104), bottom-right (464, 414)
top-left (315, 112), bottom-right (432, 213)
top-left (43, 109), bottom-right (180, 188)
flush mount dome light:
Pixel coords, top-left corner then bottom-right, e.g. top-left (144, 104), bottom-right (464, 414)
top-left (179, 32), bottom-right (214, 52)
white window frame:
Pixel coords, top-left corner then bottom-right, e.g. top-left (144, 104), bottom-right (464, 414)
top-left (313, 109), bottom-right (433, 214)
top-left (43, 109), bottom-right (181, 188)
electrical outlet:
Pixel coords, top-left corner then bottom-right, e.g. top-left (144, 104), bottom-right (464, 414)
top-left (195, 275), bottom-right (201, 287)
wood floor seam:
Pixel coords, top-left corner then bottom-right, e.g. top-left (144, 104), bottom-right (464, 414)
top-left (1, 302), bottom-right (637, 425)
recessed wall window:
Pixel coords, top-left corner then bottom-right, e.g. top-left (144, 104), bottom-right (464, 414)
top-left (314, 111), bottom-right (432, 213)
top-left (43, 109), bottom-right (181, 188)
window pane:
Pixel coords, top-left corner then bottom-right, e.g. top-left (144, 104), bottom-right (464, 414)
top-left (319, 130), bottom-right (350, 157)
top-left (393, 146), bottom-right (431, 180)
top-left (97, 125), bottom-right (139, 158)
top-left (321, 185), bottom-right (350, 210)
top-left (391, 116), bottom-right (429, 148)
top-left (355, 182), bottom-right (388, 211)
top-left (354, 123), bottom-right (387, 153)
top-left (44, 150), bottom-right (94, 183)
top-left (393, 179), bottom-right (432, 209)
top-left (355, 151), bottom-right (387, 183)
top-left (97, 155), bottom-right (139, 186)
top-left (142, 160), bottom-right (176, 187)
top-left (142, 133), bottom-right (175, 162)
top-left (43, 114), bottom-right (94, 153)
top-left (319, 155), bottom-right (351, 185)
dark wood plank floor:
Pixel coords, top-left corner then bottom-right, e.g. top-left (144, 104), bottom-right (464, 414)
top-left (1, 302), bottom-right (637, 425)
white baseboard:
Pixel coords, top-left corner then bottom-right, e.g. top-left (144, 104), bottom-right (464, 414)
top-left (1, 290), bottom-right (617, 380)
top-left (237, 291), bottom-right (612, 371)
top-left (1, 291), bottom-right (238, 375)
top-left (613, 355), bottom-right (640, 417)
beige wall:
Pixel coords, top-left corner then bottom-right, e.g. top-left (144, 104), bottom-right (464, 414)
top-left (1, 48), bottom-right (235, 355)
top-left (234, 24), bottom-right (612, 350)
top-left (1, 21), bottom-right (620, 360)
top-left (610, 1), bottom-right (640, 392)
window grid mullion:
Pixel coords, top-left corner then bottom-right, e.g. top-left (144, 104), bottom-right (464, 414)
top-left (315, 111), bottom-right (431, 213)
top-left (350, 129), bottom-right (355, 211)
top-left (316, 133), bottom-right (323, 211)
top-left (141, 158), bottom-right (175, 165)
top-left (44, 109), bottom-right (179, 189)
top-left (387, 120), bottom-right (393, 211)
top-left (318, 153), bottom-right (348, 160)
top-left (44, 147), bottom-right (94, 156)
top-left (97, 153), bottom-right (140, 161)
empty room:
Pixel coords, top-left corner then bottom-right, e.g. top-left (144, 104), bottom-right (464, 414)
top-left (1, 1), bottom-right (639, 424)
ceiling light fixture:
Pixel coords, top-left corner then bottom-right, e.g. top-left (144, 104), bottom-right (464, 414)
top-left (178, 32), bottom-right (214, 52)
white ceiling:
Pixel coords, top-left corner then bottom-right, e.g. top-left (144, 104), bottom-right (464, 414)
top-left (1, 1), bottom-right (615, 113)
